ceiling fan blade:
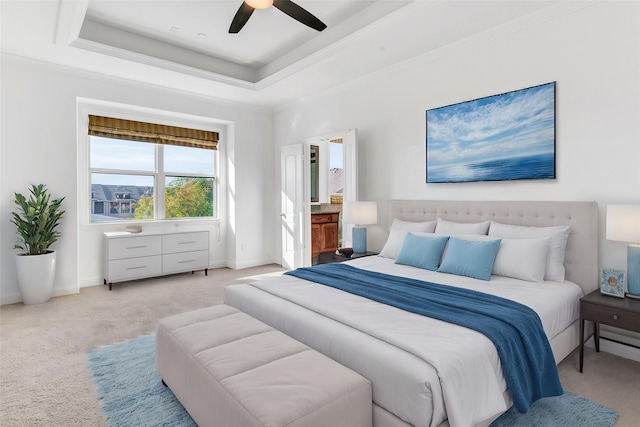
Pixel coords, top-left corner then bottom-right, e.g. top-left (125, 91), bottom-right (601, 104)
top-left (229, 2), bottom-right (255, 33)
top-left (273, 0), bottom-right (327, 32)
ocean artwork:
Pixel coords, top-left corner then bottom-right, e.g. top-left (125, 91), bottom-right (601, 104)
top-left (426, 82), bottom-right (556, 183)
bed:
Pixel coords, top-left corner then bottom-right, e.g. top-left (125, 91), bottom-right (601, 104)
top-left (224, 200), bottom-right (599, 427)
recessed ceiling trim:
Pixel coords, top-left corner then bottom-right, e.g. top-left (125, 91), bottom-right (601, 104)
top-left (255, 1), bottom-right (440, 90)
top-left (78, 18), bottom-right (260, 83)
top-left (55, 0), bottom-right (89, 46)
top-left (257, 0), bottom-right (414, 81)
top-left (69, 37), bottom-right (259, 91)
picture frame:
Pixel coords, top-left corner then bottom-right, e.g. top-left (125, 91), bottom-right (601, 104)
top-left (426, 81), bottom-right (556, 183)
top-left (600, 268), bottom-right (626, 298)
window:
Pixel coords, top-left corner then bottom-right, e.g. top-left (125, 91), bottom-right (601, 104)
top-left (88, 115), bottom-right (218, 223)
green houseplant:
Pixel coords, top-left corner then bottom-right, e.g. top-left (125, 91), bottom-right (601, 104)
top-left (11, 184), bottom-right (65, 304)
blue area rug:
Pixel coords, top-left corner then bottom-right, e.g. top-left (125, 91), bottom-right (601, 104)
top-left (490, 390), bottom-right (618, 427)
top-left (88, 335), bottom-right (195, 427)
top-left (88, 335), bottom-right (618, 427)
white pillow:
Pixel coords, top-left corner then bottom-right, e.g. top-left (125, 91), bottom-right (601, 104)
top-left (488, 221), bottom-right (570, 282)
top-left (379, 219), bottom-right (436, 259)
top-left (435, 218), bottom-right (490, 235)
top-left (492, 237), bottom-right (551, 283)
top-left (388, 218), bottom-right (437, 233)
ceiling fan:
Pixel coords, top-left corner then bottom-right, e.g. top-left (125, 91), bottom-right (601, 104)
top-left (229, 0), bottom-right (327, 34)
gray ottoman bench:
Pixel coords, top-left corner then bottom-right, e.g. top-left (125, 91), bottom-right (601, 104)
top-left (156, 304), bottom-right (372, 427)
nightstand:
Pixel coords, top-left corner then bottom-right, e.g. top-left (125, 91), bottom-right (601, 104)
top-left (316, 251), bottom-right (378, 264)
top-left (579, 289), bottom-right (640, 372)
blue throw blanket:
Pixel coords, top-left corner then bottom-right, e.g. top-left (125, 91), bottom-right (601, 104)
top-left (285, 263), bottom-right (563, 413)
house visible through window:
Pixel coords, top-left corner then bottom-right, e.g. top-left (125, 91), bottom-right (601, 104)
top-left (88, 115), bottom-right (219, 223)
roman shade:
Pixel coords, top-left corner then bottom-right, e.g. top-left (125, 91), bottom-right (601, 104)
top-left (88, 115), bottom-right (218, 150)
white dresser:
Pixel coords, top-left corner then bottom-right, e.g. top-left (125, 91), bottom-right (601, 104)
top-left (104, 230), bottom-right (209, 290)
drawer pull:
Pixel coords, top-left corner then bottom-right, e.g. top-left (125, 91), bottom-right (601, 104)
top-left (126, 245), bottom-right (147, 250)
top-left (178, 259), bottom-right (196, 264)
top-left (613, 314), bottom-right (619, 321)
top-left (126, 266), bottom-right (147, 270)
top-left (178, 241), bottom-right (197, 245)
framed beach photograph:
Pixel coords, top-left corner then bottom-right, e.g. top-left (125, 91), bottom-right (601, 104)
top-left (426, 82), bottom-right (556, 183)
top-left (600, 268), bottom-right (626, 298)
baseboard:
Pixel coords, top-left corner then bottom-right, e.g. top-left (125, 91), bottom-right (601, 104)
top-left (0, 292), bottom-right (23, 306)
top-left (80, 276), bottom-right (104, 288)
top-left (585, 335), bottom-right (640, 363)
top-left (1, 284), bottom-right (79, 306)
top-left (227, 257), bottom-right (280, 270)
top-left (52, 284), bottom-right (79, 297)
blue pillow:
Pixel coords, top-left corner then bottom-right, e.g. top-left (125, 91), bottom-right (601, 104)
top-left (395, 233), bottom-right (450, 271)
top-left (437, 237), bottom-right (501, 280)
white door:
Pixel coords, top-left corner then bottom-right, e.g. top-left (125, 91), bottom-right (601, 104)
top-left (341, 129), bottom-right (358, 248)
top-left (281, 145), bottom-right (304, 269)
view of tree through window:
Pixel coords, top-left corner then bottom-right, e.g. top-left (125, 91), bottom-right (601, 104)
top-left (89, 135), bottom-right (216, 222)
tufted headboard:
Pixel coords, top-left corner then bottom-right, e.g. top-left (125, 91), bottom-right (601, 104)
top-left (389, 200), bottom-right (599, 296)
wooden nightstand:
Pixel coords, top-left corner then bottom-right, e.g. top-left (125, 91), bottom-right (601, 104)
top-left (579, 289), bottom-right (640, 372)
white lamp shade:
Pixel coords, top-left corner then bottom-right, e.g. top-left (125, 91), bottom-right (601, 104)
top-left (606, 205), bottom-right (640, 243)
top-left (343, 201), bottom-right (377, 225)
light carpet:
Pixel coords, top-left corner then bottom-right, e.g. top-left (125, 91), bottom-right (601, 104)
top-left (88, 334), bottom-right (618, 427)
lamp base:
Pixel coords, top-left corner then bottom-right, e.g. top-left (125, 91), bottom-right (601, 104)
top-left (352, 227), bottom-right (367, 254)
top-left (627, 244), bottom-right (640, 298)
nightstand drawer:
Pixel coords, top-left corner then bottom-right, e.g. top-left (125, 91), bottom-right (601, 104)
top-left (581, 302), bottom-right (640, 332)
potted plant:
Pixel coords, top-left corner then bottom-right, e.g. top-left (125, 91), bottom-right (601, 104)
top-left (11, 184), bottom-right (65, 304)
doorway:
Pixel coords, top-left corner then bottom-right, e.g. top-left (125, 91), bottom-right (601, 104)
top-left (280, 129), bottom-right (357, 269)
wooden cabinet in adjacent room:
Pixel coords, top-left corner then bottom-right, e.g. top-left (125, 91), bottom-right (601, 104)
top-left (311, 213), bottom-right (339, 257)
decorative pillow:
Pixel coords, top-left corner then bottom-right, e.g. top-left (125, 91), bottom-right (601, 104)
top-left (492, 237), bottom-right (551, 283)
top-left (488, 221), bottom-right (570, 281)
top-left (395, 233), bottom-right (450, 271)
top-left (435, 218), bottom-right (490, 235)
top-left (437, 237), bottom-right (501, 281)
top-left (379, 219), bottom-right (437, 259)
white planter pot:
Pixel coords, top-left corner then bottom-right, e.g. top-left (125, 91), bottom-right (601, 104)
top-left (16, 251), bottom-right (56, 305)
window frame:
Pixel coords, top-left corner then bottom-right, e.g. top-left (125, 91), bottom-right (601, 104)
top-left (78, 99), bottom-right (226, 228)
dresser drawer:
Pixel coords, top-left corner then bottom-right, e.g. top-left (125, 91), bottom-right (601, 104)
top-left (582, 302), bottom-right (640, 332)
top-left (163, 250), bottom-right (209, 274)
top-left (163, 232), bottom-right (209, 254)
top-left (108, 235), bottom-right (162, 260)
top-left (108, 255), bottom-right (162, 282)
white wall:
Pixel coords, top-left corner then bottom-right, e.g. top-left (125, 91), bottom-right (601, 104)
top-left (273, 2), bottom-right (640, 357)
top-left (1, 55), bottom-right (277, 304)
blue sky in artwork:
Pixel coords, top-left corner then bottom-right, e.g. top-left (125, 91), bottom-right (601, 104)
top-left (427, 83), bottom-right (555, 171)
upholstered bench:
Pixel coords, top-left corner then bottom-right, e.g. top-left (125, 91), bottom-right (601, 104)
top-left (156, 304), bottom-right (372, 427)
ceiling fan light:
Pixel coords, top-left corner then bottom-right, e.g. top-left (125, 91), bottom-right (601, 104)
top-left (245, 0), bottom-right (273, 9)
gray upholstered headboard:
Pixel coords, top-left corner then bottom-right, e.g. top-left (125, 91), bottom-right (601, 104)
top-left (389, 200), bottom-right (599, 295)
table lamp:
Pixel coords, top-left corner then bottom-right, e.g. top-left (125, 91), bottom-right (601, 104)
top-left (606, 204), bottom-right (640, 299)
top-left (343, 201), bottom-right (377, 254)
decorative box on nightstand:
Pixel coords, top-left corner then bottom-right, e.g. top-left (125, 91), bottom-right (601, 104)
top-left (579, 289), bottom-right (640, 372)
top-left (318, 250), bottom-right (379, 264)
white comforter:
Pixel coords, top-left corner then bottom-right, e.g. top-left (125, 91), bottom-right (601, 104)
top-left (224, 257), bottom-right (582, 427)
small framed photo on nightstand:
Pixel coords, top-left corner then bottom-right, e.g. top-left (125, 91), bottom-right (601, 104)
top-left (600, 268), bottom-right (626, 298)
